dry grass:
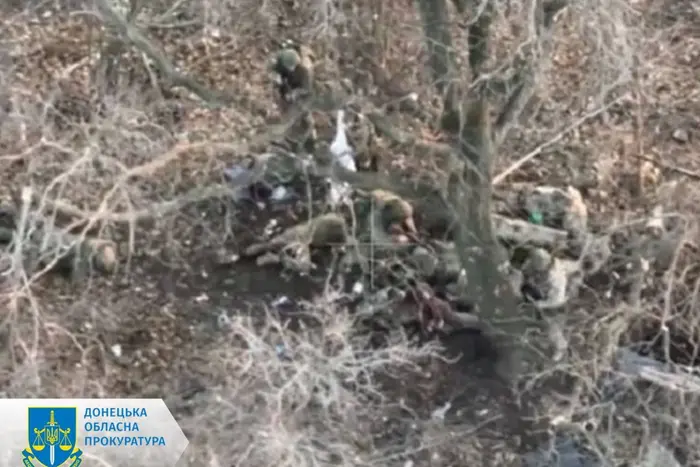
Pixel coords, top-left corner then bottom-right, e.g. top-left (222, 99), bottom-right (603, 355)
top-left (1, 0), bottom-right (699, 465)
top-left (179, 297), bottom-right (447, 466)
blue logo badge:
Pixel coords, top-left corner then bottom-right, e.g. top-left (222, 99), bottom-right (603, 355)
top-left (23, 407), bottom-right (83, 467)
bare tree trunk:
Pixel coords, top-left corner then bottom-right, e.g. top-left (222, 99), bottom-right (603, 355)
top-left (417, 0), bottom-right (524, 381)
top-left (416, 0), bottom-right (461, 133)
top-left (451, 101), bottom-right (524, 381)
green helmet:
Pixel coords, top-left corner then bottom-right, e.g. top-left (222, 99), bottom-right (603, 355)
top-left (382, 199), bottom-right (409, 226)
top-left (276, 48), bottom-right (301, 73)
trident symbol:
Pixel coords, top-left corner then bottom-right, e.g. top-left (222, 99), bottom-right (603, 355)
top-left (32, 410), bottom-right (73, 466)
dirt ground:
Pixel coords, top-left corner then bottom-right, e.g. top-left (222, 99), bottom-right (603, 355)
top-left (1, 0), bottom-right (699, 465)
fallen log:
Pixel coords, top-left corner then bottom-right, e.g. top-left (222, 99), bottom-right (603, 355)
top-left (492, 214), bottom-right (569, 249)
top-left (615, 348), bottom-right (700, 394)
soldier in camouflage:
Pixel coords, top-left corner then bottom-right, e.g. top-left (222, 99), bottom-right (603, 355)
top-left (270, 39), bottom-right (317, 153)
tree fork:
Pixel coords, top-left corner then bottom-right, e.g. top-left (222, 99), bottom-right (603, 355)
top-left (416, 0), bottom-right (462, 133)
top-left (416, 0), bottom-right (526, 383)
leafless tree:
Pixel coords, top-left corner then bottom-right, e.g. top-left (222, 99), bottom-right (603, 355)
top-left (410, 0), bottom-right (569, 380)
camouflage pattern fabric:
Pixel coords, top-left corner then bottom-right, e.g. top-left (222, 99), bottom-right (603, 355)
top-left (270, 42), bottom-right (317, 154)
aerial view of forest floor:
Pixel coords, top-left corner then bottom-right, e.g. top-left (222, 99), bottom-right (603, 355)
top-left (0, 0), bottom-right (698, 465)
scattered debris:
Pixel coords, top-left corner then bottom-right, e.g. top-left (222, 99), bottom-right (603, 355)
top-left (195, 293), bottom-right (209, 303)
top-left (214, 59), bottom-right (700, 441)
top-left (263, 218), bottom-right (280, 238)
top-left (223, 157), bottom-right (273, 203)
top-left (271, 295), bottom-right (291, 308)
top-left (217, 311), bottom-right (231, 330)
top-left (671, 128), bottom-right (689, 144)
top-left (330, 109), bottom-right (357, 172)
top-left (351, 281), bottom-right (364, 296)
top-left (528, 209), bottom-right (544, 225)
top-left (521, 248), bottom-right (577, 309)
top-left (6, 12), bottom-right (699, 467)
top-left (430, 401), bottom-right (452, 420)
top-left (640, 440), bottom-right (682, 467)
top-left (545, 314), bottom-right (568, 362)
top-left (523, 434), bottom-right (603, 467)
top-left (224, 153), bottom-right (305, 206)
top-left (510, 184), bottom-right (588, 239)
top-left (645, 205), bottom-right (665, 233)
top-left (327, 179), bottom-right (353, 208)
top-left (270, 186), bottom-right (295, 202)
top-left (639, 160), bottom-right (661, 192)
top-left (110, 344), bottom-right (123, 358)
top-left (215, 250), bottom-right (239, 265)
top-left (274, 343), bottom-right (291, 360)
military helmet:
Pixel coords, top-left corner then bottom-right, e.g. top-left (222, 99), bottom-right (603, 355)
top-left (276, 48), bottom-right (301, 72)
top-left (383, 198), bottom-right (413, 225)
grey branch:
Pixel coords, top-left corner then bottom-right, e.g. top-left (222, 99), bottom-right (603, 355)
top-left (493, 0), bottom-right (570, 148)
top-left (492, 214), bottom-right (569, 248)
top-left (615, 348), bottom-right (700, 394)
top-left (94, 0), bottom-right (235, 106)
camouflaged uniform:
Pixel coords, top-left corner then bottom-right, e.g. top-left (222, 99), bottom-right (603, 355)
top-left (270, 42), bottom-right (317, 153)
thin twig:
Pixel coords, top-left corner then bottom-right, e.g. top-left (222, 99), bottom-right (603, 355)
top-left (493, 96), bottom-right (623, 185)
top-left (636, 155), bottom-right (700, 180)
top-left (46, 184), bottom-right (233, 224)
top-left (93, 0), bottom-right (234, 106)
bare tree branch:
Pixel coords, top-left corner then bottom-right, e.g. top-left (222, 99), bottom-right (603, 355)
top-left (366, 111), bottom-right (453, 157)
top-left (416, 0), bottom-right (462, 133)
top-left (493, 0), bottom-right (570, 148)
top-left (493, 95), bottom-right (622, 185)
top-left (94, 0), bottom-right (235, 106)
top-left (616, 348), bottom-right (700, 394)
top-left (466, 1), bottom-right (495, 78)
